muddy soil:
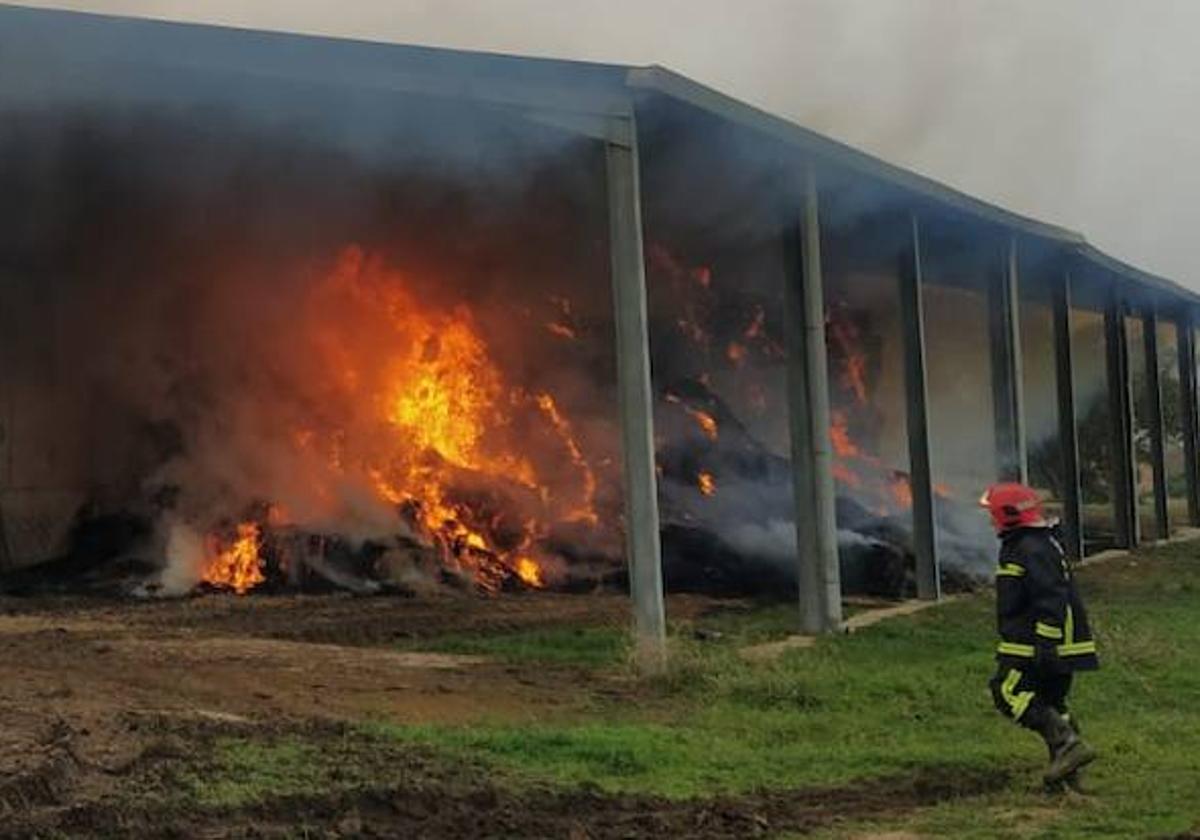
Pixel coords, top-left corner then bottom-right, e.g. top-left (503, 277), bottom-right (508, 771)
top-left (215, 765), bottom-right (1008, 840)
top-left (3, 717), bottom-right (1008, 839)
top-left (0, 593), bottom-right (1002, 837)
top-left (0, 591), bottom-right (720, 647)
top-left (0, 591), bottom-right (725, 726)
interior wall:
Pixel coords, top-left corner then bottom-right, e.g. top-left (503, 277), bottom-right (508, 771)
top-left (0, 276), bottom-right (97, 568)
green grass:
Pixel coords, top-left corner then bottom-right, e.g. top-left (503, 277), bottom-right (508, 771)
top-left (403, 624), bottom-right (630, 666)
top-left (378, 599), bottom-right (1019, 797)
top-left (394, 600), bottom-right (870, 669)
top-left (375, 542), bottom-right (1200, 837)
top-left (169, 734), bottom-right (414, 809)
top-left (167, 729), bottom-right (442, 811)
top-left (178, 737), bottom-right (328, 809)
top-left (400, 602), bottom-right (827, 667)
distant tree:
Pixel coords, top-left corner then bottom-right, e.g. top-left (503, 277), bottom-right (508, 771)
top-left (1027, 367), bottom-right (1187, 506)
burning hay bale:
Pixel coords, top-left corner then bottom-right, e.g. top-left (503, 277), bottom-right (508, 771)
top-left (655, 377), bottom-right (991, 599)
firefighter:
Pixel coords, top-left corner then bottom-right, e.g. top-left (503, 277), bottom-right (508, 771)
top-left (980, 482), bottom-right (1098, 787)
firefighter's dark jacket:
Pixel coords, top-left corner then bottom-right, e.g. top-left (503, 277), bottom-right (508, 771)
top-left (995, 525), bottom-right (1099, 672)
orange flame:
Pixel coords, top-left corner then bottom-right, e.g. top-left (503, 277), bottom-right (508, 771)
top-left (546, 322), bottom-right (577, 340)
top-left (844, 354), bottom-right (868, 404)
top-left (514, 557), bottom-right (545, 588)
top-left (275, 245), bottom-right (614, 592)
top-left (697, 471), bottom-right (716, 496)
top-left (828, 308), bottom-right (869, 405)
top-left (647, 244), bottom-right (714, 351)
top-left (535, 393), bottom-right (598, 525)
top-left (377, 298), bottom-right (535, 486)
top-left (829, 410), bottom-right (861, 458)
top-left (202, 522), bottom-right (265, 594)
top-left (691, 410), bottom-right (719, 441)
top-left (666, 394), bottom-right (719, 442)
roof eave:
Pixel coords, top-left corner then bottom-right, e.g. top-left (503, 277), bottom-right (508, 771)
top-left (626, 65), bottom-right (1198, 306)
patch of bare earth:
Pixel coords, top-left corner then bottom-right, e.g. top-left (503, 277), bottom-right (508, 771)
top-left (3, 717), bottom-right (1009, 839)
top-left (0, 592), bottom-right (690, 731)
top-left (0, 591), bottom-right (720, 648)
top-left (0, 594), bottom-right (1006, 837)
top-left (158, 765), bottom-right (1006, 840)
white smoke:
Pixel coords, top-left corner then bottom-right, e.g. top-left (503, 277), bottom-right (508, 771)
top-left (724, 519), bottom-right (795, 563)
top-left (157, 517), bottom-right (207, 596)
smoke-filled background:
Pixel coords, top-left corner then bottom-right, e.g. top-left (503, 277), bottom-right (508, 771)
top-left (15, 0), bottom-right (1200, 290)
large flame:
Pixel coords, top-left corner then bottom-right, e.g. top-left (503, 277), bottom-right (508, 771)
top-left (201, 245), bottom-right (604, 594)
top-left (334, 246), bottom-right (602, 590)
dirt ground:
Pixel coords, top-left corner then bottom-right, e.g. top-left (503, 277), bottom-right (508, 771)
top-left (0, 592), bottom-right (1005, 837)
top-left (0, 591), bottom-right (665, 730)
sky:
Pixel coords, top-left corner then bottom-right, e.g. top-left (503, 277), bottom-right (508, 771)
top-left (14, 0), bottom-right (1200, 289)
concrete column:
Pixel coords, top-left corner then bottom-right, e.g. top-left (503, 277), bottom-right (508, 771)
top-left (988, 236), bottom-right (1027, 482)
top-left (605, 114), bottom-right (666, 671)
top-left (1177, 311), bottom-right (1200, 526)
top-left (1143, 307), bottom-right (1170, 539)
top-left (1052, 269), bottom-right (1084, 560)
top-left (783, 164), bottom-right (842, 634)
top-left (1104, 291), bottom-right (1137, 547)
top-left (899, 213), bottom-right (939, 600)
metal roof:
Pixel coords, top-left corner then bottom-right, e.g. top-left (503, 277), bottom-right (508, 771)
top-left (627, 66), bottom-right (1197, 307)
top-left (2, 3), bottom-right (1193, 306)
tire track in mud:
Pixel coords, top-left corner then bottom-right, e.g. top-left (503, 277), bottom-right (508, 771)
top-left (9, 743), bottom-right (1009, 840)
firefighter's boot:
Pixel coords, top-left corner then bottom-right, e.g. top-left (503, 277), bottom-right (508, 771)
top-left (1060, 713), bottom-right (1088, 793)
top-left (1044, 713), bottom-right (1082, 759)
top-left (1035, 710), bottom-right (1096, 785)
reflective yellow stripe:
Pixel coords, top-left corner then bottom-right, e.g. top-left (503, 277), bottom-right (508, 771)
top-left (1065, 604), bottom-right (1075, 644)
top-left (996, 563), bottom-right (1025, 578)
top-left (1058, 641), bottom-right (1097, 656)
top-left (998, 642), bottom-right (1035, 657)
top-left (1035, 622), bottom-right (1064, 640)
top-left (1001, 668), bottom-right (1035, 720)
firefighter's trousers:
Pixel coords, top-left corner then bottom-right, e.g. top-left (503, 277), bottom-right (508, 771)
top-left (989, 663), bottom-right (1073, 728)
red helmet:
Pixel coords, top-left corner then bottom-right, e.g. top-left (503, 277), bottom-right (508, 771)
top-left (979, 482), bottom-right (1045, 533)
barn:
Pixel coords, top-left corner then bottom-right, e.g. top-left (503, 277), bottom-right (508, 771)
top-left (0, 5), bottom-right (1194, 667)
